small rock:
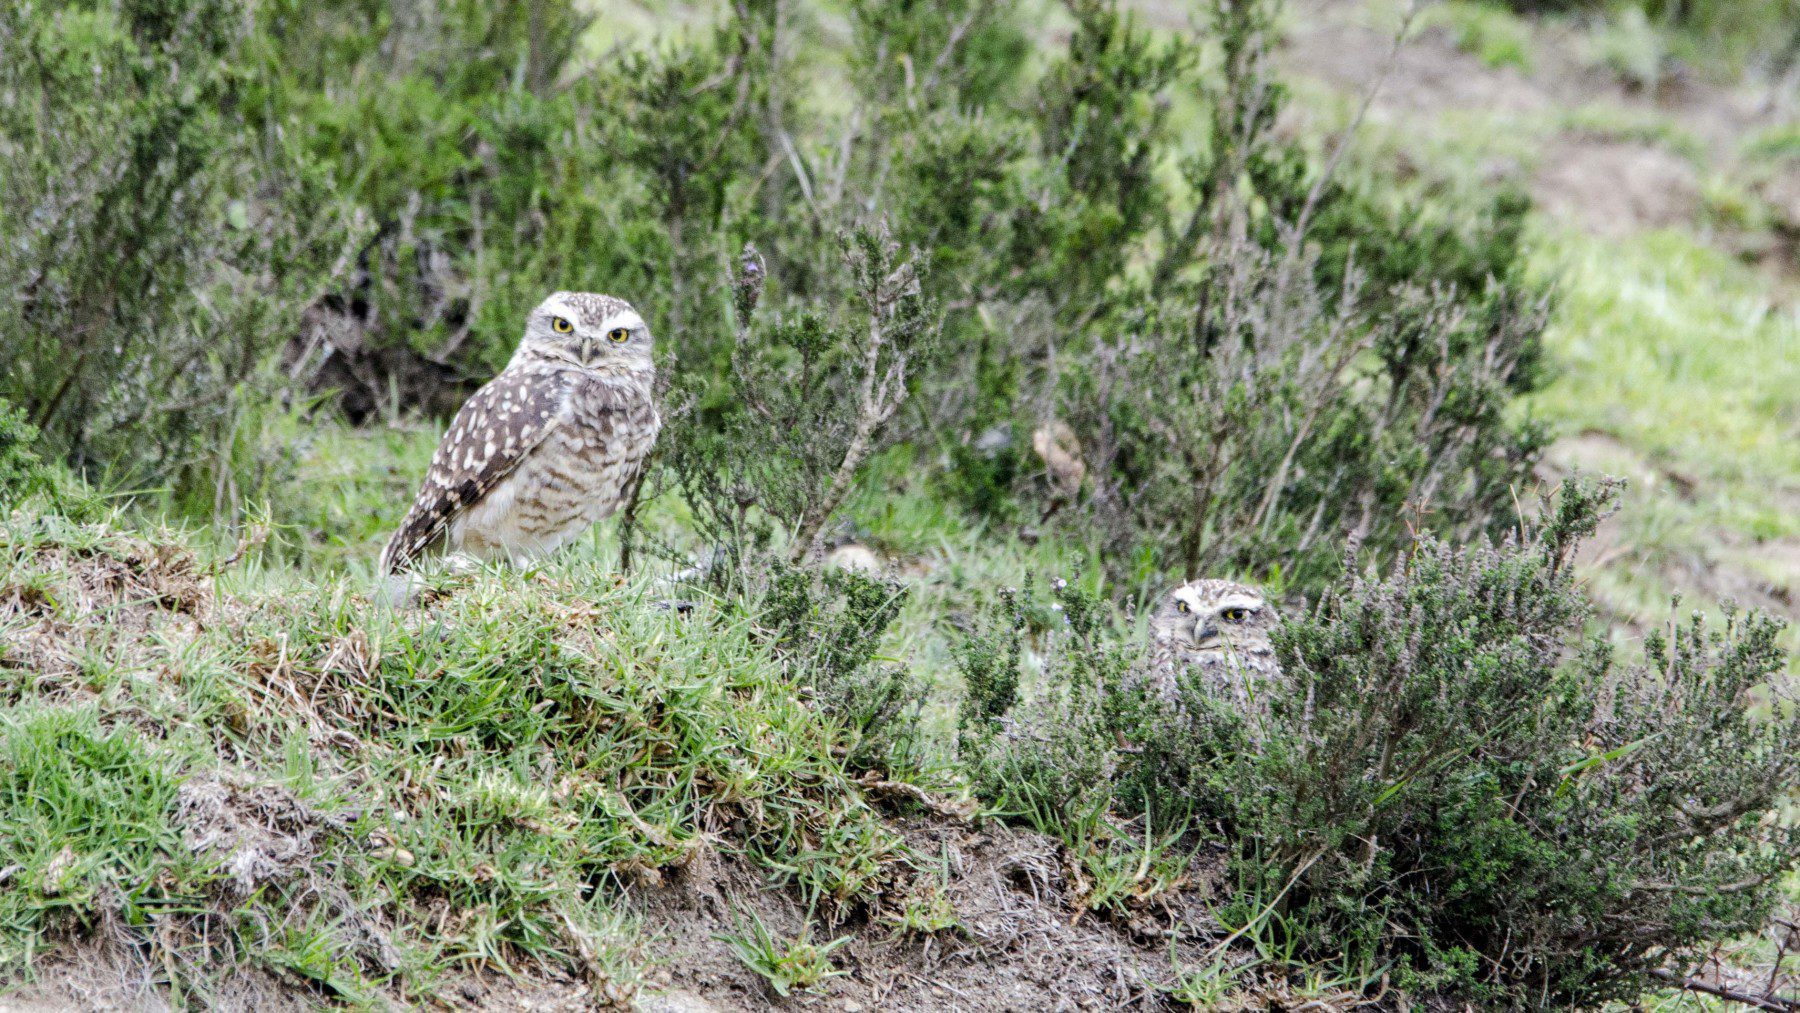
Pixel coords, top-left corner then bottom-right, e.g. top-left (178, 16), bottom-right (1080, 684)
top-left (972, 423), bottom-right (1013, 456)
top-left (39, 846), bottom-right (77, 896)
top-left (825, 543), bottom-right (882, 574)
top-left (636, 991), bottom-right (723, 1013)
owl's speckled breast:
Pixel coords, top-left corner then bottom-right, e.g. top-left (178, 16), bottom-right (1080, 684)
top-left (451, 366), bottom-right (659, 562)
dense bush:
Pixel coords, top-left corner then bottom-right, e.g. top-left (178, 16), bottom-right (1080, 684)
top-left (962, 479), bottom-right (1800, 1005)
top-left (957, 577), bottom-right (1132, 833)
top-left (620, 0), bottom-right (1550, 598)
top-left (665, 228), bottom-right (939, 575)
top-left (1039, 1), bottom-right (1549, 595)
top-left (760, 563), bottom-right (929, 775)
top-left (2, 0), bottom-right (1552, 600)
top-left (0, 0), bottom-right (358, 512)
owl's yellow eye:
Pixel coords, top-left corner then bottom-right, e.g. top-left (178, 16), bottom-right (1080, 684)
top-left (608, 327), bottom-right (630, 343)
top-left (1221, 607), bottom-right (1249, 622)
top-left (551, 316), bottom-right (573, 334)
top-left (1176, 600), bottom-right (1190, 614)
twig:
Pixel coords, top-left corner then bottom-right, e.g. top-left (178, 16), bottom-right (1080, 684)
top-left (1769, 915), bottom-right (1798, 1001)
top-left (854, 771), bottom-right (976, 820)
top-left (918, 0), bottom-right (988, 99)
top-left (788, 237), bottom-right (916, 563)
top-left (1286, 0), bottom-right (1420, 251)
top-left (616, 461), bottom-right (650, 575)
top-left (1649, 969), bottom-right (1800, 1012)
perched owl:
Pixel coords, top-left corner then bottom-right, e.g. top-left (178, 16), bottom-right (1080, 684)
top-left (379, 292), bottom-right (661, 578)
top-left (1144, 579), bottom-right (1283, 714)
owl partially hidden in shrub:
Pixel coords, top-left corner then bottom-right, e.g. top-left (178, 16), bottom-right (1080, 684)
top-left (1145, 579), bottom-right (1284, 715)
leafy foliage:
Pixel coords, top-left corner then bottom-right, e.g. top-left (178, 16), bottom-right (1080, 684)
top-left (0, 400), bottom-right (46, 506)
top-left (958, 578), bottom-right (1132, 833)
top-left (1040, 0), bottom-right (1549, 596)
top-left (963, 479), bottom-right (1800, 1006)
top-left (1194, 480), bottom-right (1800, 1005)
top-left (761, 564), bottom-right (926, 774)
top-left (0, 0), bottom-right (357, 510)
top-left (666, 227), bottom-right (939, 577)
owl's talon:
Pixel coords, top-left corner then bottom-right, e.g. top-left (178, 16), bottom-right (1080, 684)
top-left (441, 553), bottom-right (482, 576)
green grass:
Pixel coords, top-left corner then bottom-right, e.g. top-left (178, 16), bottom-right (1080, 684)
top-left (1528, 228), bottom-right (1800, 534)
top-left (0, 706), bottom-right (191, 964)
top-left (1524, 226), bottom-right (1800, 676)
top-left (1427, 1), bottom-right (1535, 71)
top-left (1556, 103), bottom-right (1708, 161)
top-left (0, 503), bottom-right (920, 1003)
top-left (716, 906), bottom-right (850, 997)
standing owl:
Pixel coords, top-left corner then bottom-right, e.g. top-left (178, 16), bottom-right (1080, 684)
top-left (1144, 579), bottom-right (1283, 715)
top-left (379, 292), bottom-right (661, 578)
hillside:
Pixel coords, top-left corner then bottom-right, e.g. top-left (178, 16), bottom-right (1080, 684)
top-left (2, 0), bottom-right (1798, 1009)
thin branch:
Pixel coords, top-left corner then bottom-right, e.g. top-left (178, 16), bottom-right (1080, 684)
top-left (1288, 1), bottom-right (1419, 244)
top-left (1648, 969), bottom-right (1800, 1012)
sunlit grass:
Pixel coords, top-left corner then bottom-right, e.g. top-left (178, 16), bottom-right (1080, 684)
top-left (1529, 227), bottom-right (1800, 534)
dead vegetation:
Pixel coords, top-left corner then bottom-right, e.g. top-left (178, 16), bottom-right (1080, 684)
top-left (174, 775), bottom-right (352, 898)
top-left (1, 522), bottom-right (210, 689)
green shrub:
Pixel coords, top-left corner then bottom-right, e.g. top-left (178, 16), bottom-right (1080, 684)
top-left (760, 564), bottom-right (928, 775)
top-left (0, 0), bottom-right (357, 510)
top-left (0, 400), bottom-right (45, 506)
top-left (666, 227), bottom-right (939, 577)
top-left (5, 0), bottom-right (1553, 571)
top-left (1049, 0), bottom-right (1548, 596)
top-left (1114, 479), bottom-right (1800, 1005)
top-left (956, 480), bottom-right (1799, 1004)
top-left (958, 577), bottom-right (1133, 832)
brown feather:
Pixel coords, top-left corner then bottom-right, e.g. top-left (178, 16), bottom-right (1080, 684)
top-left (380, 366), bottom-right (567, 574)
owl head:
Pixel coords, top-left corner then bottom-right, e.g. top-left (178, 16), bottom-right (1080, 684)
top-left (513, 292), bottom-right (654, 372)
top-left (1150, 578), bottom-right (1278, 656)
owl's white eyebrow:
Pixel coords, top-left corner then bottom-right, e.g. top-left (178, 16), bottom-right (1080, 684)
top-left (596, 311), bottom-right (645, 332)
top-left (1214, 595), bottom-right (1263, 612)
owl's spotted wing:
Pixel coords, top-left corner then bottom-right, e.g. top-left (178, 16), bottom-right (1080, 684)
top-left (380, 368), bottom-right (566, 574)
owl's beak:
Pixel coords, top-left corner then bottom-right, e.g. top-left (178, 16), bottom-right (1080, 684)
top-left (1194, 620), bottom-right (1218, 646)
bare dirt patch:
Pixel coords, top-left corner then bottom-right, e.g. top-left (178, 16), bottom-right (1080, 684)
top-left (175, 774), bottom-right (354, 897)
top-left (0, 527), bottom-right (209, 687)
top-left (629, 817), bottom-right (1225, 1012)
top-left (1534, 138), bottom-right (1700, 237)
top-left (1273, 0), bottom-right (1790, 238)
top-left (1, 938), bottom-right (319, 1013)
